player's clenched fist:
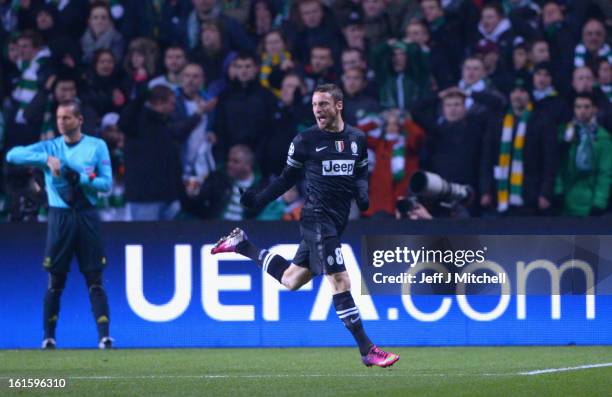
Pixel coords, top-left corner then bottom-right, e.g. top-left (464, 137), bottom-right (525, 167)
top-left (356, 196), bottom-right (369, 212)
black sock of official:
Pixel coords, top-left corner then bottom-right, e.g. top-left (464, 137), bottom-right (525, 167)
top-left (236, 240), bottom-right (290, 283)
top-left (333, 291), bottom-right (373, 356)
top-left (89, 285), bottom-right (110, 339)
top-left (43, 288), bottom-right (62, 339)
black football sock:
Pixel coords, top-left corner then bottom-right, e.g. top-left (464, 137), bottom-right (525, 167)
top-left (85, 272), bottom-right (110, 339)
top-left (89, 285), bottom-right (110, 339)
top-left (43, 273), bottom-right (66, 340)
top-left (333, 291), bottom-right (373, 356)
top-left (236, 240), bottom-right (290, 283)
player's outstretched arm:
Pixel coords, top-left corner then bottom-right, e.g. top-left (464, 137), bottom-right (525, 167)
top-left (240, 165), bottom-right (301, 210)
top-left (241, 134), bottom-right (306, 210)
top-left (5, 141), bottom-right (51, 168)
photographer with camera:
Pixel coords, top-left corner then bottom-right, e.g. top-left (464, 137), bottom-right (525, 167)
top-left (396, 196), bottom-right (433, 220)
top-left (401, 171), bottom-right (474, 219)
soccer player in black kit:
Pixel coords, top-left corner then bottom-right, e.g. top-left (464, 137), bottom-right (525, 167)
top-left (212, 84), bottom-right (399, 367)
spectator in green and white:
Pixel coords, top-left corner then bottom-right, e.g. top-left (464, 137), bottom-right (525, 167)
top-left (194, 144), bottom-right (264, 220)
top-left (574, 19), bottom-right (611, 71)
top-left (11, 30), bottom-right (51, 126)
top-left (457, 56), bottom-right (507, 116)
top-left (371, 38), bottom-right (431, 112)
top-left (481, 80), bottom-right (558, 216)
top-left (555, 93), bottom-right (611, 217)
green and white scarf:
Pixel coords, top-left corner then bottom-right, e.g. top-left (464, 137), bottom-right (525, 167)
top-left (12, 47), bottom-right (51, 124)
top-left (390, 134), bottom-right (406, 182)
top-left (574, 42), bottom-right (612, 68)
top-left (357, 113), bottom-right (406, 182)
top-left (564, 121), bottom-right (598, 172)
top-left (496, 104), bottom-right (532, 212)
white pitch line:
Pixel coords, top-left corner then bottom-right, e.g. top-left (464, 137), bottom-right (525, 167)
top-left (519, 363), bottom-right (612, 376)
top-left (70, 375), bottom-right (389, 380)
top-left (0, 373), bottom-right (492, 381)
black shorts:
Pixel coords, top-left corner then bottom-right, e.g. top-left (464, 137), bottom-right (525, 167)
top-left (43, 208), bottom-right (107, 274)
top-left (293, 217), bottom-right (346, 275)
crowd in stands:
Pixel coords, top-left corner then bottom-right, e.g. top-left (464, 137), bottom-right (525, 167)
top-left (0, 0), bottom-right (610, 221)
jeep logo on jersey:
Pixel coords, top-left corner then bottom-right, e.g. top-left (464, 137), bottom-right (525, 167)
top-left (335, 141), bottom-right (345, 152)
top-left (322, 160), bottom-right (355, 175)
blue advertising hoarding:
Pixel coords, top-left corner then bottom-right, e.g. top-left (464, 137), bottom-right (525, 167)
top-left (1, 219), bottom-right (611, 349)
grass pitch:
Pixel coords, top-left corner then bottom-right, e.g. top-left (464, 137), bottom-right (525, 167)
top-left (1, 347), bottom-right (611, 396)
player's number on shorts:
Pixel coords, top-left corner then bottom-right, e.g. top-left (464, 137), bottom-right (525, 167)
top-left (335, 248), bottom-right (344, 265)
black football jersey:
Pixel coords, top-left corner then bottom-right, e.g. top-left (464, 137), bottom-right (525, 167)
top-left (286, 124), bottom-right (368, 229)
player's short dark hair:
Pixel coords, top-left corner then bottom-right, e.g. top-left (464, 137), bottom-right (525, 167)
top-left (314, 84), bottom-right (344, 103)
top-left (58, 100), bottom-right (82, 117)
top-left (574, 93), bottom-right (596, 106)
top-left (148, 85), bottom-right (175, 104)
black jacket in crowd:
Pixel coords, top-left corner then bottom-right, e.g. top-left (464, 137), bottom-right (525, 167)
top-left (119, 99), bottom-right (200, 203)
top-left (423, 114), bottom-right (488, 194)
top-left (212, 79), bottom-right (277, 162)
top-left (260, 96), bottom-right (314, 178)
top-left (343, 90), bottom-right (379, 126)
